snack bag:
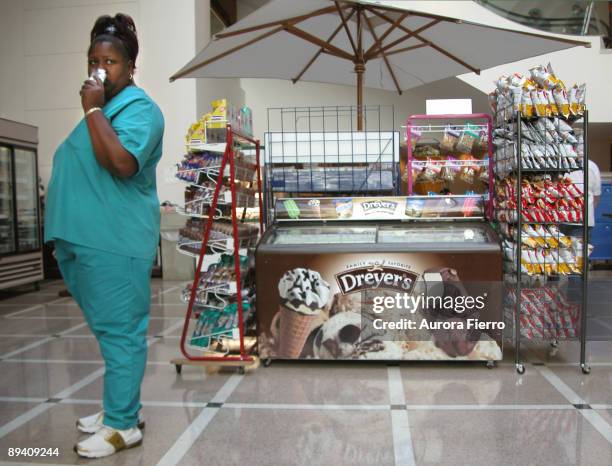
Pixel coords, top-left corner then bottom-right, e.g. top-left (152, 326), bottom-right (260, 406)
top-left (441, 125), bottom-right (460, 153)
top-left (569, 85), bottom-right (579, 116)
top-left (456, 124), bottom-right (480, 153)
top-left (535, 90), bottom-right (548, 117)
top-left (553, 87), bottom-right (571, 118)
top-left (521, 88), bottom-right (535, 118)
top-left (576, 84), bottom-right (586, 115)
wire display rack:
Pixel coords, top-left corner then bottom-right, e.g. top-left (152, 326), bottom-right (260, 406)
top-left (492, 104), bottom-right (590, 375)
top-left (171, 125), bottom-right (264, 374)
top-left (404, 113), bottom-right (494, 218)
top-left (263, 106), bottom-right (399, 224)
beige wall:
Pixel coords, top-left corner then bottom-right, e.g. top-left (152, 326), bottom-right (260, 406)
top-left (0, 0), bottom-right (197, 204)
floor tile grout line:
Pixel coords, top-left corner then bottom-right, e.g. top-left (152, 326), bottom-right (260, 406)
top-left (0, 320), bottom-right (185, 440)
top-left (0, 322), bottom-right (88, 359)
top-left (387, 366), bottom-right (406, 405)
top-left (537, 366), bottom-right (587, 405)
top-left (2, 304), bottom-right (44, 318)
top-left (158, 285), bottom-right (181, 296)
top-left (387, 366), bottom-right (416, 466)
top-left (536, 366), bottom-right (612, 444)
top-left (156, 373), bottom-right (245, 466)
top-left (591, 317), bottom-right (612, 333)
top-left (0, 395), bottom-right (585, 411)
top-left (0, 397), bottom-right (48, 403)
top-left (2, 358), bottom-right (174, 366)
top-left (0, 404), bottom-right (56, 440)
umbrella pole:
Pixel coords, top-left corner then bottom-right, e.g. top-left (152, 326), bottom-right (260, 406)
top-left (355, 62), bottom-right (365, 131)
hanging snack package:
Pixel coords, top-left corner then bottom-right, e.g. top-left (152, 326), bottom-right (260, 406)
top-left (488, 91), bottom-right (498, 113)
top-left (441, 156), bottom-right (459, 182)
top-left (521, 85), bottom-right (535, 117)
top-left (553, 87), bottom-right (571, 118)
top-left (441, 125), bottom-right (460, 153)
top-left (456, 124), bottom-right (479, 154)
top-left (545, 89), bottom-right (559, 116)
top-left (529, 65), bottom-right (555, 89)
top-left (576, 84), bottom-right (586, 116)
top-left (569, 85), bottom-right (579, 116)
top-left (479, 157), bottom-right (490, 183)
top-left (535, 89), bottom-right (548, 117)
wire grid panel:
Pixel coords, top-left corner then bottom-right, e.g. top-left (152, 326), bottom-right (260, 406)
top-left (264, 106), bottom-right (399, 199)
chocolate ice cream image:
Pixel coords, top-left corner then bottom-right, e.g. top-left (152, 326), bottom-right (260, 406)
top-left (421, 267), bottom-right (481, 357)
top-left (277, 268), bottom-right (331, 358)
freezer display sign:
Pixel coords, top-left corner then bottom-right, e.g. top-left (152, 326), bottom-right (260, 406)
top-left (256, 253), bottom-right (503, 361)
top-left (275, 195), bottom-right (484, 221)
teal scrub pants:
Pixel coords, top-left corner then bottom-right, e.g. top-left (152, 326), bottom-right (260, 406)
top-left (54, 239), bottom-right (153, 430)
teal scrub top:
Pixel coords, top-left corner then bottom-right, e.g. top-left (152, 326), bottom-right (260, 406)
top-left (44, 85), bottom-right (165, 260)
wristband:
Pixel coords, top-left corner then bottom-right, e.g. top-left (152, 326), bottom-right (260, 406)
top-left (85, 107), bottom-right (102, 117)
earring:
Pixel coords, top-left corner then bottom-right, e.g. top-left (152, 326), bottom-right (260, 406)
top-left (129, 73), bottom-right (133, 80)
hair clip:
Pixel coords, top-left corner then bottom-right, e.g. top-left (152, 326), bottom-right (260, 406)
top-left (105, 25), bottom-right (117, 34)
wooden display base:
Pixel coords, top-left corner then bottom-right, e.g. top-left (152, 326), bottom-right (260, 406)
top-left (171, 356), bottom-right (260, 375)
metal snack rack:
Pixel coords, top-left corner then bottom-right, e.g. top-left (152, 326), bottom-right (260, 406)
top-left (171, 124), bottom-right (263, 374)
top-left (492, 100), bottom-right (590, 375)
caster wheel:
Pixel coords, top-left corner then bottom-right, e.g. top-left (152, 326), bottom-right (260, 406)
top-left (486, 361), bottom-right (496, 369)
top-left (238, 366), bottom-right (246, 375)
top-left (516, 364), bottom-right (525, 375)
top-left (175, 364), bottom-right (182, 375)
top-left (263, 358), bottom-right (272, 368)
top-left (581, 364), bottom-right (591, 375)
top-left (550, 340), bottom-right (559, 348)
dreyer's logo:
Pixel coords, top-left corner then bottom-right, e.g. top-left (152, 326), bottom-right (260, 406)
top-left (335, 265), bottom-right (419, 295)
top-left (360, 200), bottom-right (398, 215)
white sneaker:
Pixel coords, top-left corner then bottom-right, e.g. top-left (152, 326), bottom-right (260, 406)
top-left (77, 411), bottom-right (145, 434)
top-left (75, 426), bottom-right (143, 458)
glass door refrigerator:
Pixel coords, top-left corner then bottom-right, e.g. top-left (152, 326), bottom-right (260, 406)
top-left (0, 119), bottom-right (43, 290)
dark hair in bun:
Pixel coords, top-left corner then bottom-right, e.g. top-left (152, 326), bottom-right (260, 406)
top-left (89, 13), bottom-right (139, 65)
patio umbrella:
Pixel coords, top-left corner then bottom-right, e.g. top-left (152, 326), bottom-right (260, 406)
top-left (171, 0), bottom-right (589, 129)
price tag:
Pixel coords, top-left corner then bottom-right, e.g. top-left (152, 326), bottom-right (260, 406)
top-left (200, 253), bottom-right (222, 272)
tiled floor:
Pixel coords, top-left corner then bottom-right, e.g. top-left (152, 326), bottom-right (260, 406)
top-left (0, 278), bottom-right (610, 465)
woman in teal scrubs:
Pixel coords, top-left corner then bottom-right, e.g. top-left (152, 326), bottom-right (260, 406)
top-left (44, 13), bottom-right (164, 459)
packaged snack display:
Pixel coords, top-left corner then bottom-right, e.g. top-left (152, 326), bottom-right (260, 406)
top-left (184, 99), bottom-right (254, 146)
top-left (491, 66), bottom-right (589, 357)
top-left (490, 63), bottom-right (586, 124)
top-left (406, 115), bottom-right (492, 198)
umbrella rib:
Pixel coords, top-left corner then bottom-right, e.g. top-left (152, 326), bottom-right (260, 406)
top-left (368, 19), bottom-right (440, 59)
top-left (292, 8), bottom-right (358, 84)
top-left (363, 13), bottom-right (401, 95)
top-left (383, 43), bottom-right (429, 57)
top-left (284, 24), bottom-right (354, 61)
top-left (170, 25), bottom-right (285, 81)
top-left (214, 5), bottom-right (343, 39)
top-left (334, 2), bottom-right (358, 56)
top-left (368, 9), bottom-right (480, 74)
top-left (364, 11), bottom-right (410, 58)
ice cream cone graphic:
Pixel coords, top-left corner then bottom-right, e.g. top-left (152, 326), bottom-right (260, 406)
top-left (277, 268), bottom-right (331, 358)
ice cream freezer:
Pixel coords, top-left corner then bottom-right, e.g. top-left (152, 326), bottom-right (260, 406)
top-left (255, 196), bottom-right (504, 362)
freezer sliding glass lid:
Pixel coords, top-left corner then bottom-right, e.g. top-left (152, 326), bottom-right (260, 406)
top-left (267, 226), bottom-right (377, 244)
top-left (378, 225), bottom-right (489, 243)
